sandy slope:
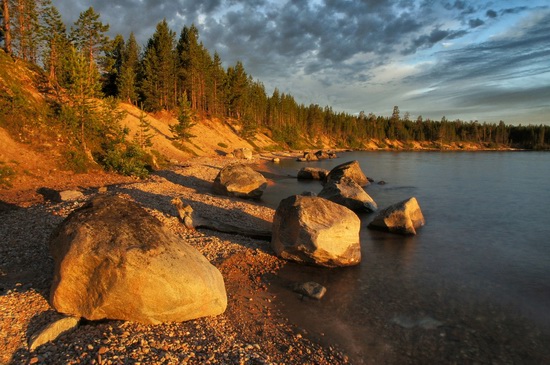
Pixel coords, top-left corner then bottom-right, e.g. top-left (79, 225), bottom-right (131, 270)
top-left (0, 102), bottom-right (281, 205)
top-left (119, 103), bottom-right (277, 162)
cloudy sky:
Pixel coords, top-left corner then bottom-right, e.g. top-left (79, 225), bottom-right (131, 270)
top-left (52, 0), bottom-right (550, 124)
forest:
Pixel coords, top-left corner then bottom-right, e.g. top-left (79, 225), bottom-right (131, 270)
top-left (1, 0), bottom-right (549, 160)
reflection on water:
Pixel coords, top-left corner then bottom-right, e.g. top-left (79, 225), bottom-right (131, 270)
top-left (257, 152), bottom-right (550, 364)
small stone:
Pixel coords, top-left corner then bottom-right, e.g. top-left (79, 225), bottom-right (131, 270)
top-left (292, 281), bottom-right (327, 300)
top-left (28, 316), bottom-right (80, 351)
top-left (98, 346), bottom-right (108, 355)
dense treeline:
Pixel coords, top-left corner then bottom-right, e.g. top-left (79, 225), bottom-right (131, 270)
top-left (1, 0), bottom-right (549, 152)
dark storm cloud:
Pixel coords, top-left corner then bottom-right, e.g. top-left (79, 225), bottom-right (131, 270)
top-left (486, 9), bottom-right (498, 18)
top-left (469, 18), bottom-right (484, 28)
top-left (502, 7), bottom-right (529, 15)
top-left (50, 0), bottom-right (549, 122)
top-left (200, 0), bottom-right (435, 81)
top-left (53, 0), bottom-right (463, 71)
top-left (402, 28), bottom-right (468, 55)
top-left (405, 11), bottom-right (550, 113)
top-left (416, 13), bottom-right (550, 83)
top-left (444, 0), bottom-right (476, 16)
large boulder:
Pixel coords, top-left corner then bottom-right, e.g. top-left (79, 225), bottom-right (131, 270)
top-left (212, 164), bottom-right (267, 199)
top-left (49, 195), bottom-right (227, 324)
top-left (271, 195), bottom-right (361, 267)
top-left (297, 167), bottom-right (329, 181)
top-left (368, 197), bottom-right (425, 235)
top-left (326, 160), bottom-right (369, 187)
top-left (318, 176), bottom-right (377, 212)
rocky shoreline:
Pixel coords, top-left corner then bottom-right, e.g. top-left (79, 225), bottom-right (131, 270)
top-left (0, 156), bottom-right (352, 364)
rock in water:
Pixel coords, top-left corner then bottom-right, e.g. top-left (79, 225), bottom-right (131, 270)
top-left (368, 197), bottom-right (425, 235)
top-left (292, 282), bottom-right (327, 300)
top-left (271, 195), bottom-right (361, 267)
top-left (212, 164), bottom-right (267, 199)
top-left (326, 160), bottom-right (369, 187)
top-left (49, 195), bottom-right (227, 324)
top-left (297, 167), bottom-right (329, 181)
top-left (318, 176), bottom-right (377, 212)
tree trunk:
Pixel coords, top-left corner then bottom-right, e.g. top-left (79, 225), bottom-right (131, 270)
top-left (16, 0), bottom-right (27, 60)
top-left (2, 0), bottom-right (11, 54)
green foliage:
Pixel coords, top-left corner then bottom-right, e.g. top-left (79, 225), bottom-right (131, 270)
top-left (116, 32), bottom-right (140, 103)
top-left (70, 6), bottom-right (109, 70)
top-left (0, 162), bottom-right (15, 188)
top-left (150, 149), bottom-right (170, 168)
top-left (39, 1), bottom-right (68, 85)
top-left (240, 113), bottom-right (257, 140)
top-left (98, 142), bottom-right (151, 178)
top-left (140, 19), bottom-right (177, 111)
top-left (171, 140), bottom-right (198, 156)
top-left (63, 148), bottom-right (89, 173)
top-left (136, 108), bottom-right (153, 149)
top-left (170, 94), bottom-right (196, 141)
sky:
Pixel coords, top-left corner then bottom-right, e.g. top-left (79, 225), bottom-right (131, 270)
top-left (52, 0), bottom-right (550, 125)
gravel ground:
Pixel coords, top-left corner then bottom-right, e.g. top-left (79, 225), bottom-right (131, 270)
top-left (0, 156), bottom-right (350, 365)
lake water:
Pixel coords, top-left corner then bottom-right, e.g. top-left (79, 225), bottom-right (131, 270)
top-left (257, 151), bottom-right (550, 364)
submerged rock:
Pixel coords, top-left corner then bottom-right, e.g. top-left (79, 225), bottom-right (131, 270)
top-left (271, 195), bottom-right (361, 267)
top-left (318, 176), bottom-right (377, 212)
top-left (391, 315), bottom-right (443, 330)
top-left (368, 197), bottom-right (425, 235)
top-left (49, 195), bottom-right (227, 324)
top-left (292, 281), bottom-right (327, 300)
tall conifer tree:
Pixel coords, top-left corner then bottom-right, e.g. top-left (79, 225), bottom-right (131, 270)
top-left (140, 19), bottom-right (176, 111)
top-left (70, 7), bottom-right (109, 80)
top-left (118, 32), bottom-right (139, 104)
top-left (39, 0), bottom-right (66, 85)
top-left (103, 34), bottom-right (125, 96)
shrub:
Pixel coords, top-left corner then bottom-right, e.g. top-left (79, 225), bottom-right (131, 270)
top-left (63, 149), bottom-right (89, 173)
top-left (98, 143), bottom-right (152, 178)
top-left (0, 162), bottom-right (15, 188)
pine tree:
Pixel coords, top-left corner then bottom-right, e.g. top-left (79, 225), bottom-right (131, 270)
top-left (170, 92), bottom-right (196, 141)
top-left (177, 24), bottom-right (212, 113)
top-left (117, 32), bottom-right (139, 104)
top-left (70, 7), bottom-right (109, 81)
top-left (136, 106), bottom-right (153, 149)
top-left (140, 19), bottom-right (176, 111)
top-left (210, 51), bottom-right (226, 116)
top-left (10, 0), bottom-right (39, 61)
top-left (65, 45), bottom-right (101, 153)
top-left (39, 0), bottom-right (67, 85)
top-left (226, 61), bottom-right (248, 119)
top-left (103, 34), bottom-right (125, 96)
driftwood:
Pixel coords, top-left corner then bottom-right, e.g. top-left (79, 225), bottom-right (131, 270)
top-left (171, 198), bottom-right (272, 240)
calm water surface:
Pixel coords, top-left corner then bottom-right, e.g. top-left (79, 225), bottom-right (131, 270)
top-left (257, 151), bottom-right (550, 364)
